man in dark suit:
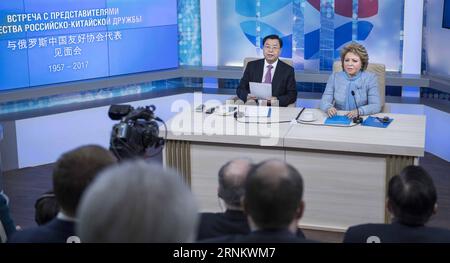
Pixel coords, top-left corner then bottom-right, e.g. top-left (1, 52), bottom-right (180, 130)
top-left (202, 159), bottom-right (313, 243)
top-left (9, 145), bottom-right (116, 243)
top-left (236, 34), bottom-right (297, 107)
top-left (197, 158), bottom-right (253, 240)
top-left (344, 165), bottom-right (450, 243)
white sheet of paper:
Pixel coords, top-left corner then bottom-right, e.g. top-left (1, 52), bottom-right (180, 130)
top-left (249, 82), bottom-right (272, 99)
top-left (244, 106), bottom-right (270, 117)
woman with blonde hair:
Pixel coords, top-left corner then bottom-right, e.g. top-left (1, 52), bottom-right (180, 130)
top-left (320, 42), bottom-right (381, 120)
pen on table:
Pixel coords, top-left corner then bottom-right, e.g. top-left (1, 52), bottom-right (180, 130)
top-left (295, 107), bottom-right (306, 121)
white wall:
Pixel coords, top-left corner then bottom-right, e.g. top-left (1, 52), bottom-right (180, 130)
top-left (401, 0), bottom-right (425, 97)
top-left (424, 106), bottom-right (450, 161)
top-left (200, 0), bottom-right (218, 66)
top-left (402, 0), bottom-right (424, 75)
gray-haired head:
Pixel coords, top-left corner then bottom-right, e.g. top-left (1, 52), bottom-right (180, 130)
top-left (76, 160), bottom-right (198, 243)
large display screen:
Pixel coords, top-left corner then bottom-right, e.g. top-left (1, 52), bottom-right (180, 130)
top-left (0, 0), bottom-right (178, 91)
top-left (217, 0), bottom-right (404, 72)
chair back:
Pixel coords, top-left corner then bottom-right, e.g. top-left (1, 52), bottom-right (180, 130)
top-left (333, 61), bottom-right (386, 112)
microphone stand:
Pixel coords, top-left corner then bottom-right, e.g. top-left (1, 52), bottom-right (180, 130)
top-left (351, 90), bottom-right (363, 124)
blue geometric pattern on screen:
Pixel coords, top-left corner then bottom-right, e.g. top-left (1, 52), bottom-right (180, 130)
top-left (303, 0), bottom-right (376, 67)
top-left (178, 0), bottom-right (202, 66)
top-left (319, 0), bottom-right (334, 70)
top-left (304, 21), bottom-right (373, 60)
top-left (292, 0), bottom-right (305, 70)
top-left (240, 21), bottom-right (292, 58)
top-left (236, 0), bottom-right (292, 58)
top-left (235, 0), bottom-right (375, 64)
top-left (236, 0), bottom-right (292, 17)
top-left (304, 0), bottom-right (376, 63)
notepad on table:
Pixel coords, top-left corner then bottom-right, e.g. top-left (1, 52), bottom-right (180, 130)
top-left (324, 115), bottom-right (352, 125)
top-left (244, 107), bottom-right (271, 117)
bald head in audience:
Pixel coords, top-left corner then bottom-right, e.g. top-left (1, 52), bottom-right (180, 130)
top-left (196, 158), bottom-right (253, 241)
top-left (244, 159), bottom-right (304, 233)
top-left (77, 160), bottom-right (199, 243)
top-left (218, 158), bottom-right (253, 209)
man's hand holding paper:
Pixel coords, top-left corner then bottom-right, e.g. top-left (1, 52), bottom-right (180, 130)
top-left (249, 82), bottom-right (272, 100)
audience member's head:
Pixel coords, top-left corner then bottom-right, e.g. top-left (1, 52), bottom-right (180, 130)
top-left (34, 191), bottom-right (59, 225)
top-left (218, 158), bottom-right (253, 210)
top-left (244, 159), bottom-right (304, 232)
top-left (388, 165), bottom-right (437, 226)
top-left (53, 145), bottom-right (117, 218)
top-left (77, 160), bottom-right (199, 243)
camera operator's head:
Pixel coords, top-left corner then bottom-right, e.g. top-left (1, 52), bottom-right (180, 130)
top-left (53, 145), bottom-right (117, 218)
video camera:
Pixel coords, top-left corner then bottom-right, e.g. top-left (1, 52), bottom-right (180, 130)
top-left (108, 104), bottom-right (165, 159)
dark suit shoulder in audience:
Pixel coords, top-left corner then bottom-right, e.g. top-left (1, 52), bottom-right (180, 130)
top-left (197, 209), bottom-right (306, 241)
top-left (1, 193), bottom-right (16, 241)
top-left (200, 229), bottom-right (316, 243)
top-left (197, 210), bottom-right (250, 240)
top-left (236, 229), bottom-right (315, 243)
top-left (344, 222), bottom-right (450, 243)
top-left (8, 218), bottom-right (74, 243)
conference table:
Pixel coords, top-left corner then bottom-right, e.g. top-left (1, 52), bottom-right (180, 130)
top-left (162, 105), bottom-right (426, 232)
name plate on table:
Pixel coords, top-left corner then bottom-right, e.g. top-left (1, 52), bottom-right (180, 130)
top-left (244, 106), bottom-right (272, 117)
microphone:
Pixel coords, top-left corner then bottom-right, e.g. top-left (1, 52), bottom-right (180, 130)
top-left (351, 90), bottom-right (363, 124)
top-left (233, 111), bottom-right (244, 120)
